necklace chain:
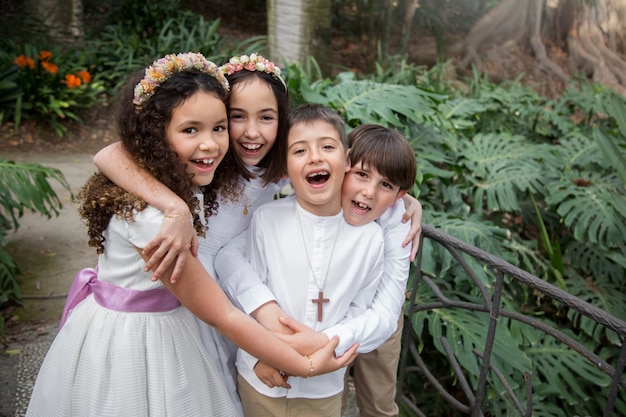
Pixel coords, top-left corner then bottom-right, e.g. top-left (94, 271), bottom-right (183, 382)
top-left (295, 206), bottom-right (341, 291)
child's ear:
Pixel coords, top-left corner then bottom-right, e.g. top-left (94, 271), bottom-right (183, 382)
top-left (394, 190), bottom-right (407, 201)
top-left (345, 159), bottom-right (351, 173)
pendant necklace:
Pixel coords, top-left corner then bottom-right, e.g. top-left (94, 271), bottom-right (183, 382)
top-left (296, 206), bottom-right (341, 321)
top-left (242, 188), bottom-right (262, 215)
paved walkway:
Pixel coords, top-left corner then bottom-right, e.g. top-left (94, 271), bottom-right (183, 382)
top-left (0, 152), bottom-right (359, 416)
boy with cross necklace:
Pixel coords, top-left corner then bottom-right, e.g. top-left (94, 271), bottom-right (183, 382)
top-left (228, 104), bottom-right (385, 416)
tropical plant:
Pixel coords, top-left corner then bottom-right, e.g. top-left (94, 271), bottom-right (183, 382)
top-left (84, 0), bottom-right (266, 93)
top-left (0, 57), bottom-right (22, 126)
top-left (285, 58), bottom-right (626, 415)
top-left (0, 160), bottom-right (71, 338)
top-left (1, 42), bottom-right (105, 137)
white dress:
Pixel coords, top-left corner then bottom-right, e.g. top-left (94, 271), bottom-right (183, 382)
top-left (195, 168), bottom-right (285, 412)
top-left (26, 204), bottom-right (239, 417)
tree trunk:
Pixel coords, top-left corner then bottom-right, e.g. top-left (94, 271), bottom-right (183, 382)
top-left (23, 0), bottom-right (85, 49)
top-left (267, 0), bottom-right (332, 76)
top-left (457, 0), bottom-right (626, 96)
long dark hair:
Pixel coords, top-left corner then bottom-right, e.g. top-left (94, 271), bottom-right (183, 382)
top-left (226, 69), bottom-right (290, 185)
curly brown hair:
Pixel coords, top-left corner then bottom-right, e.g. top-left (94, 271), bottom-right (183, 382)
top-left (79, 66), bottom-right (242, 253)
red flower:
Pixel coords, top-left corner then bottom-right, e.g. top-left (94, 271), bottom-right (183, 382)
top-left (38, 50), bottom-right (52, 62)
top-left (14, 55), bottom-right (35, 69)
top-left (76, 70), bottom-right (91, 84)
top-left (63, 74), bottom-right (82, 89)
top-left (41, 61), bottom-right (59, 75)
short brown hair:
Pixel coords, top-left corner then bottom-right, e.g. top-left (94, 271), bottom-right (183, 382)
top-left (347, 124), bottom-right (416, 191)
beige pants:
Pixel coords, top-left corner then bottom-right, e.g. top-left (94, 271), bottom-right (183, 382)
top-left (238, 374), bottom-right (342, 417)
top-left (343, 315), bottom-right (404, 417)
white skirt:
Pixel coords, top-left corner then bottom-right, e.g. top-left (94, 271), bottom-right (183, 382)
top-left (26, 295), bottom-right (240, 417)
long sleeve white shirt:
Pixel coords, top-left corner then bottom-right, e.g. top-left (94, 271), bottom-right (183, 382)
top-left (216, 198), bottom-right (411, 355)
top-left (233, 195), bottom-right (384, 399)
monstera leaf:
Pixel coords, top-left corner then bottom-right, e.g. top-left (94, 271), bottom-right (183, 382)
top-left (557, 131), bottom-right (605, 171)
top-left (523, 327), bottom-right (612, 412)
top-left (459, 133), bottom-right (548, 212)
top-left (301, 72), bottom-right (445, 128)
top-left (411, 295), bottom-right (532, 392)
top-left (545, 170), bottom-right (626, 247)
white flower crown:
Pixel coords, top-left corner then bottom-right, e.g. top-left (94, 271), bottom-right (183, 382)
top-left (219, 53), bottom-right (286, 87)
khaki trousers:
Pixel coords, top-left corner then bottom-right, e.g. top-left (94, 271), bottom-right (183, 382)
top-left (238, 374), bottom-right (342, 417)
top-left (343, 315), bottom-right (404, 417)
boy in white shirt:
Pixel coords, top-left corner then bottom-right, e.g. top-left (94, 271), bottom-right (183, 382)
top-left (234, 104), bottom-right (385, 416)
top-left (219, 122), bottom-right (417, 416)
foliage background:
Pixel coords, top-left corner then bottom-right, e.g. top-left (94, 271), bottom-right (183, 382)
top-left (0, 1), bottom-right (624, 415)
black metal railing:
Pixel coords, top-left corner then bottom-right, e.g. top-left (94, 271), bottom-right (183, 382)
top-left (397, 224), bottom-right (626, 417)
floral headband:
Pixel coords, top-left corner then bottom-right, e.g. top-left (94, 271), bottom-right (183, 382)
top-left (133, 52), bottom-right (230, 111)
top-left (219, 53), bottom-right (286, 87)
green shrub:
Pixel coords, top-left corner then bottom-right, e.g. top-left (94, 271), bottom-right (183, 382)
top-left (3, 43), bottom-right (105, 136)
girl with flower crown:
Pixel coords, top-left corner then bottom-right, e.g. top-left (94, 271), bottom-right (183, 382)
top-left (93, 53), bottom-right (423, 414)
top-left (26, 53), bottom-right (355, 417)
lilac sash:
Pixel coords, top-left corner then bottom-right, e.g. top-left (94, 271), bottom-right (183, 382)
top-left (59, 266), bottom-right (181, 330)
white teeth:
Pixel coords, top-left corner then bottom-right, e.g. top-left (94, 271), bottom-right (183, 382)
top-left (203, 159), bottom-right (213, 165)
top-left (307, 171), bottom-right (329, 178)
top-left (242, 143), bottom-right (261, 150)
top-left (355, 202), bottom-right (370, 210)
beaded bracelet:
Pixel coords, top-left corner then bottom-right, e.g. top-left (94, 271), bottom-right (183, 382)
top-left (305, 355), bottom-right (314, 378)
top-left (163, 212), bottom-right (191, 219)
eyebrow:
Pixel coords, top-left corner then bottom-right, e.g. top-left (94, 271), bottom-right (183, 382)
top-left (288, 136), bottom-right (340, 149)
top-left (229, 107), bottom-right (278, 114)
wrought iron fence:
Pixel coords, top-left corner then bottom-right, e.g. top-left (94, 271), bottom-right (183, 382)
top-left (397, 224), bottom-right (626, 417)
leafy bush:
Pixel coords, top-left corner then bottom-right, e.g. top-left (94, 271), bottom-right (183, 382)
top-left (0, 160), bottom-right (71, 339)
top-left (1, 43), bottom-right (105, 136)
top-left (285, 59), bottom-right (626, 416)
top-left (84, 0), bottom-right (266, 93)
top-left (0, 60), bottom-right (22, 126)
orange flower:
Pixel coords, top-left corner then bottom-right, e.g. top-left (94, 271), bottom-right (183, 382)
top-left (76, 70), bottom-right (91, 84)
top-left (41, 61), bottom-right (59, 75)
top-left (14, 55), bottom-right (35, 69)
top-left (38, 50), bottom-right (52, 62)
top-left (63, 74), bottom-right (82, 89)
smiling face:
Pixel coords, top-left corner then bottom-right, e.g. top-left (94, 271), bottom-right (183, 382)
top-left (166, 90), bottom-right (229, 186)
top-left (228, 77), bottom-right (279, 167)
top-left (341, 161), bottom-right (406, 226)
top-left (287, 120), bottom-right (348, 216)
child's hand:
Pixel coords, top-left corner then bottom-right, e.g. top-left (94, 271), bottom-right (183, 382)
top-left (276, 316), bottom-right (328, 355)
top-left (143, 215), bottom-right (198, 283)
top-left (253, 361), bottom-right (291, 389)
top-left (308, 336), bottom-right (358, 376)
top-left (400, 194), bottom-right (423, 262)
